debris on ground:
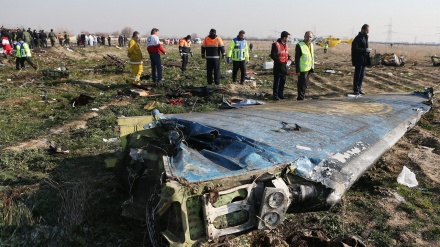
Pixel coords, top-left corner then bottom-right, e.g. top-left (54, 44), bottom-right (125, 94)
top-left (381, 53), bottom-right (406, 66)
top-left (287, 230), bottom-right (366, 247)
top-left (431, 55), bottom-right (440, 66)
top-left (144, 101), bottom-right (160, 110)
top-left (181, 86), bottom-right (226, 97)
top-left (370, 53), bottom-right (382, 66)
top-left (167, 99), bottom-right (184, 105)
top-left (100, 54), bottom-right (126, 73)
top-left (48, 144), bottom-right (70, 154)
top-left (42, 67), bottom-right (69, 79)
top-left (70, 94), bottom-right (95, 107)
top-left (103, 137), bottom-right (118, 143)
top-left (397, 165), bottom-right (418, 187)
top-left (166, 88), bottom-right (192, 98)
top-left (130, 88), bottom-right (161, 97)
top-left (262, 61), bottom-right (274, 70)
top-left (219, 97), bottom-right (265, 109)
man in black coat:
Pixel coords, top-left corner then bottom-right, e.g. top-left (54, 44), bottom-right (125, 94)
top-left (351, 24), bottom-right (372, 95)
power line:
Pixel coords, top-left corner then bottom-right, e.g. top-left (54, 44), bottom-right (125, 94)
top-left (385, 18), bottom-right (396, 43)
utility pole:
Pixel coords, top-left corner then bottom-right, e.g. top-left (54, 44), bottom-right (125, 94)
top-left (385, 18), bottom-right (395, 43)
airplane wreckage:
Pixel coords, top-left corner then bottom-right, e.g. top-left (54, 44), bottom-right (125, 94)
top-left (115, 89), bottom-right (434, 246)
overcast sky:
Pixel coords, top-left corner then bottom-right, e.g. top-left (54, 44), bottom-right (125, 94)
top-left (3, 0), bottom-right (440, 43)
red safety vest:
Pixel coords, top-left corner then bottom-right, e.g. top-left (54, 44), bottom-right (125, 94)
top-left (275, 42), bottom-right (289, 63)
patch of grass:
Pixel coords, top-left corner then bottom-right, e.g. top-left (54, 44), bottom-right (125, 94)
top-left (421, 226), bottom-right (440, 241)
top-left (396, 203), bottom-right (417, 216)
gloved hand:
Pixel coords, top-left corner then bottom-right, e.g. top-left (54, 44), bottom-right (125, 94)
top-left (180, 52), bottom-right (183, 57)
top-left (366, 48), bottom-right (373, 53)
top-left (190, 52), bottom-right (193, 57)
top-left (201, 54), bottom-right (205, 59)
top-left (227, 57), bottom-right (231, 63)
top-left (222, 54), bottom-right (225, 59)
top-left (246, 60), bottom-right (249, 64)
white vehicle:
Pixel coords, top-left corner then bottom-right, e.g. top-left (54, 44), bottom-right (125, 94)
top-left (193, 38), bottom-right (202, 44)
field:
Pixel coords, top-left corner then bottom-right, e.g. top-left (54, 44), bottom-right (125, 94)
top-left (0, 41), bottom-right (439, 246)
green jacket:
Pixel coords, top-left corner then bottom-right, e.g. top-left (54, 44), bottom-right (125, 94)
top-left (49, 32), bottom-right (56, 40)
top-left (23, 31), bottom-right (32, 43)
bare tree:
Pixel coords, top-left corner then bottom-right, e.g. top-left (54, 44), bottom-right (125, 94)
top-left (121, 27), bottom-right (133, 37)
top-left (111, 30), bottom-right (119, 37)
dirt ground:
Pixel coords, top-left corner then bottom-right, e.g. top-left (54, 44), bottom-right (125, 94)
top-left (1, 41), bottom-right (439, 246)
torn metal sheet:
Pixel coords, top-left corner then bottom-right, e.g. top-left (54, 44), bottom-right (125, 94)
top-left (381, 53), bottom-right (406, 66)
top-left (431, 55), bottom-right (440, 66)
top-left (115, 89), bottom-right (433, 246)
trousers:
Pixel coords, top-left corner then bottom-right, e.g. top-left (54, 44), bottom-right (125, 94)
top-left (206, 58), bottom-right (220, 85)
top-left (149, 52), bottom-right (162, 82)
top-left (297, 71), bottom-right (311, 100)
top-left (232, 60), bottom-right (246, 83)
top-left (353, 65), bottom-right (366, 93)
top-left (130, 63), bottom-right (143, 82)
top-left (273, 73), bottom-right (286, 98)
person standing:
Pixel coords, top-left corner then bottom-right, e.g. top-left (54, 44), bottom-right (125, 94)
top-left (201, 29), bottom-right (225, 85)
top-left (178, 35), bottom-right (192, 73)
top-left (295, 31), bottom-right (315, 101)
top-left (57, 33), bottom-right (64, 46)
top-left (227, 30), bottom-right (249, 84)
top-left (127, 31), bottom-right (144, 83)
top-left (147, 28), bottom-right (166, 83)
top-left (23, 29), bottom-right (32, 49)
top-left (351, 24), bottom-right (371, 95)
top-left (15, 38), bottom-right (37, 70)
top-left (118, 35), bottom-right (123, 47)
top-left (32, 30), bottom-right (38, 48)
top-left (48, 29), bottom-right (56, 47)
top-left (323, 41), bottom-right (329, 53)
top-left (107, 35), bottom-right (111, 46)
top-left (270, 31), bottom-right (291, 100)
top-left (80, 32), bottom-right (86, 47)
top-left (63, 32), bottom-right (70, 47)
top-left (40, 30), bottom-right (47, 48)
top-left (1, 35), bottom-right (12, 57)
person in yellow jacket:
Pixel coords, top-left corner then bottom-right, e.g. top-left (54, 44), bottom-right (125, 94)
top-left (294, 31), bottom-right (314, 100)
top-left (15, 38), bottom-right (37, 70)
top-left (127, 31), bottom-right (143, 82)
top-left (226, 30), bottom-right (249, 84)
top-left (323, 41), bottom-right (329, 53)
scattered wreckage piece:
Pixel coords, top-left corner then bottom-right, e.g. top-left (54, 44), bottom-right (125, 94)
top-left (42, 68), bottom-right (69, 80)
top-left (115, 89), bottom-right (433, 246)
top-left (381, 53), bottom-right (406, 66)
top-left (431, 55), bottom-right (440, 66)
top-left (70, 94), bottom-right (94, 107)
top-left (101, 54), bottom-right (126, 73)
top-left (370, 53), bottom-right (382, 66)
top-left (219, 97), bottom-right (265, 109)
top-left (130, 88), bottom-right (162, 97)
